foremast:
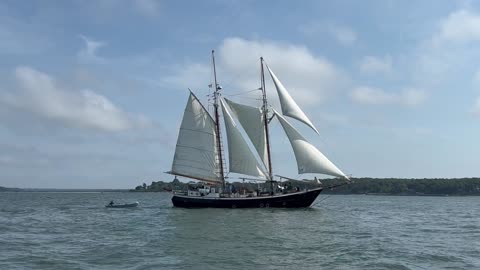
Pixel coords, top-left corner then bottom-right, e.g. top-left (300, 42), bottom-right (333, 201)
top-left (212, 50), bottom-right (226, 188)
top-left (260, 57), bottom-right (274, 189)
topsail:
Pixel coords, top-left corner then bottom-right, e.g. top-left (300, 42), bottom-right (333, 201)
top-left (266, 65), bottom-right (319, 134)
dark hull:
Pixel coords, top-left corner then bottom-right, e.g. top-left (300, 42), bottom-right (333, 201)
top-left (105, 202), bottom-right (139, 208)
top-left (171, 187), bottom-right (323, 208)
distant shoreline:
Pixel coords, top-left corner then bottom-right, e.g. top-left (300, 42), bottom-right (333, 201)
top-left (131, 177), bottom-right (480, 196)
top-left (0, 187), bottom-right (129, 193)
top-left (1, 189), bottom-right (479, 197)
top-left (5, 176), bottom-right (480, 196)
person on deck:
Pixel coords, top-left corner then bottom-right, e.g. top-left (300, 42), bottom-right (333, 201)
top-left (109, 200), bottom-right (114, 206)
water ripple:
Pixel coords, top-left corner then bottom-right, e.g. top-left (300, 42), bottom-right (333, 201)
top-left (0, 193), bottom-right (479, 269)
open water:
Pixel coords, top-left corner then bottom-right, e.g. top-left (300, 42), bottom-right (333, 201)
top-left (0, 192), bottom-right (479, 269)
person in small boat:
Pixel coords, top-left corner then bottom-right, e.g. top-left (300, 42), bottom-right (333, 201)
top-left (109, 200), bottom-right (114, 206)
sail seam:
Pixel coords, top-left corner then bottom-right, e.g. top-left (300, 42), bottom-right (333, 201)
top-left (173, 164), bottom-right (217, 173)
top-left (179, 128), bottom-right (215, 136)
top-left (175, 144), bottom-right (216, 153)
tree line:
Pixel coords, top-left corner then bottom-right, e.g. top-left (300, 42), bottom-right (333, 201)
top-left (132, 177), bottom-right (480, 196)
top-left (321, 177), bottom-right (480, 195)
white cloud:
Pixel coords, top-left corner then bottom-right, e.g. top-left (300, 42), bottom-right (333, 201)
top-left (159, 63), bottom-right (211, 91)
top-left (318, 112), bottom-right (349, 127)
top-left (412, 9), bottom-right (480, 87)
top-left (134, 0), bottom-right (161, 17)
top-left (159, 38), bottom-right (347, 107)
top-left (350, 87), bottom-right (392, 105)
top-left (471, 97), bottom-right (480, 117)
top-left (472, 69), bottom-right (480, 86)
top-left (437, 10), bottom-right (480, 43)
top-left (0, 66), bottom-right (149, 132)
top-left (350, 86), bottom-right (426, 106)
top-left (218, 37), bottom-right (347, 105)
top-left (402, 88), bottom-right (427, 106)
top-left (328, 25), bottom-right (357, 46)
top-left (300, 22), bottom-right (357, 46)
top-left (77, 35), bottom-right (106, 64)
top-left (359, 55), bottom-right (392, 74)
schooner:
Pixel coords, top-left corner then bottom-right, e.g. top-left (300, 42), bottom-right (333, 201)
top-left (167, 51), bottom-right (349, 208)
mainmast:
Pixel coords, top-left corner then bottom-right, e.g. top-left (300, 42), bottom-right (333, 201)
top-left (260, 57), bottom-right (273, 181)
top-left (212, 50), bottom-right (225, 187)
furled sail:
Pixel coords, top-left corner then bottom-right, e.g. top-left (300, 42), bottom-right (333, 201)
top-left (274, 110), bottom-right (346, 178)
top-left (170, 92), bottom-right (220, 182)
top-left (223, 98), bottom-right (268, 167)
top-left (266, 65), bottom-right (319, 134)
top-left (220, 99), bottom-right (266, 178)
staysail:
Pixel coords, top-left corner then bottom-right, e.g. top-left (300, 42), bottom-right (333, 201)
top-left (266, 65), bottom-right (319, 134)
top-left (223, 98), bottom-right (268, 168)
top-left (274, 110), bottom-right (346, 178)
top-left (170, 92), bottom-right (220, 182)
top-left (220, 99), bottom-right (266, 177)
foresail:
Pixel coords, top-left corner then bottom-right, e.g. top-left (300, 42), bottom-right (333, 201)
top-left (221, 99), bottom-right (266, 178)
top-left (274, 110), bottom-right (346, 178)
top-left (170, 92), bottom-right (220, 182)
top-left (223, 98), bottom-right (268, 168)
top-left (266, 65), bottom-right (319, 134)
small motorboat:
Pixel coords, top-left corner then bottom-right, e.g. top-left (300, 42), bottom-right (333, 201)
top-left (105, 201), bottom-right (139, 208)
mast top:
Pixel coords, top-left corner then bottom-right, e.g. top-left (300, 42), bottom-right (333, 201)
top-left (211, 49), bottom-right (225, 185)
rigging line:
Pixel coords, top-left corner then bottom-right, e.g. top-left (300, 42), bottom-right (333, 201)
top-left (232, 96), bottom-right (263, 101)
top-left (210, 58), bottom-right (262, 96)
top-left (312, 194), bottom-right (332, 207)
top-left (311, 181), bottom-right (352, 207)
top-left (225, 88), bottom-right (262, 97)
top-left (313, 132), bottom-right (347, 174)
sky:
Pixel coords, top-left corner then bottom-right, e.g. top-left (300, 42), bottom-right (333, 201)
top-left (1, 0), bottom-right (480, 188)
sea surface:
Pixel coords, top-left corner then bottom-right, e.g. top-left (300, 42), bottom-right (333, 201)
top-left (0, 192), bottom-right (479, 270)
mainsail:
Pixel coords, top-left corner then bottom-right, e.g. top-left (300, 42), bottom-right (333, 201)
top-left (266, 65), bottom-right (319, 134)
top-left (220, 99), bottom-right (266, 177)
top-left (274, 110), bottom-right (346, 178)
top-left (170, 92), bottom-right (220, 182)
top-left (223, 98), bottom-right (268, 168)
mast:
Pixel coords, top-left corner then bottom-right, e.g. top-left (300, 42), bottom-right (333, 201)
top-left (212, 50), bottom-right (225, 187)
top-left (260, 57), bottom-right (273, 181)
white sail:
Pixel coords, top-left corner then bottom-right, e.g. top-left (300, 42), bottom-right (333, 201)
top-left (221, 99), bottom-right (266, 178)
top-left (223, 98), bottom-right (268, 167)
top-left (170, 92), bottom-right (220, 182)
top-left (274, 110), bottom-right (346, 178)
top-left (266, 65), bottom-right (319, 134)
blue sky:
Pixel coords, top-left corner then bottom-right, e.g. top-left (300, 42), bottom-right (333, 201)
top-left (1, 0), bottom-right (480, 188)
